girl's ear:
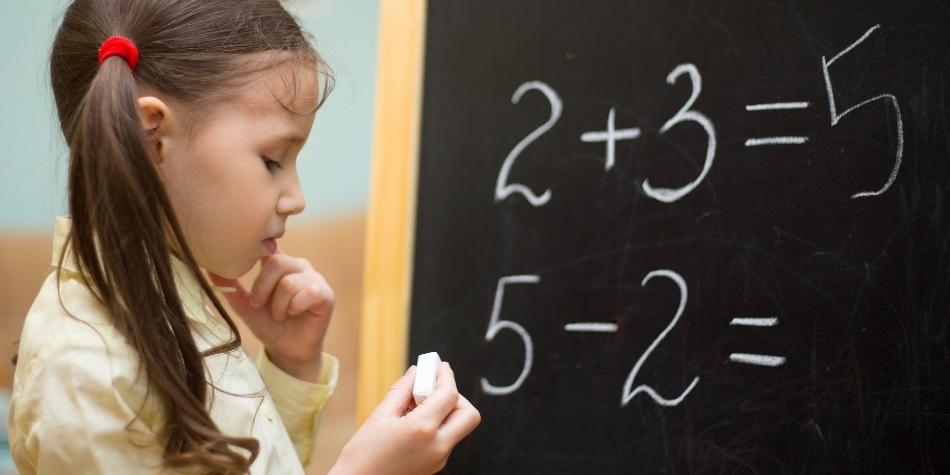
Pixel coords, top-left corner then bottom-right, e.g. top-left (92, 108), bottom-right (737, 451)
top-left (137, 96), bottom-right (176, 164)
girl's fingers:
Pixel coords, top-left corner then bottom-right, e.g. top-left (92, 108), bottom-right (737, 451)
top-left (286, 286), bottom-right (314, 317)
top-left (207, 272), bottom-right (278, 329)
top-left (208, 272), bottom-right (253, 311)
top-left (249, 253), bottom-right (310, 308)
top-left (437, 394), bottom-right (481, 444)
top-left (287, 284), bottom-right (325, 316)
top-left (409, 362), bottom-right (459, 423)
top-left (215, 253), bottom-right (331, 323)
top-left (270, 274), bottom-right (303, 322)
top-left (378, 366), bottom-right (417, 416)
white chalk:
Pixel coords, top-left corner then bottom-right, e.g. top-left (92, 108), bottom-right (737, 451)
top-left (412, 352), bottom-right (441, 405)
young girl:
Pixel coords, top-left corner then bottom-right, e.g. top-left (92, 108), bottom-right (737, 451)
top-left (7, 1), bottom-right (480, 474)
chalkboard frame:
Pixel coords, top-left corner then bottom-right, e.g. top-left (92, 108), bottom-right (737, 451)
top-left (357, 0), bottom-right (427, 421)
top-left (360, 3), bottom-right (949, 471)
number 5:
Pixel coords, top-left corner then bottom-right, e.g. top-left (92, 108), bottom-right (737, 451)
top-left (821, 24), bottom-right (904, 199)
top-left (481, 275), bottom-right (540, 396)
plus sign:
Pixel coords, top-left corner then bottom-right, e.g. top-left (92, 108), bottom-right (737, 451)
top-left (580, 107), bottom-right (641, 171)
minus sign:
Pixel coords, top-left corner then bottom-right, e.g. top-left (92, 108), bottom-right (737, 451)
top-left (564, 322), bottom-right (618, 333)
top-left (744, 137), bottom-right (809, 147)
top-left (745, 101), bottom-right (810, 111)
top-left (730, 317), bottom-right (778, 327)
top-left (729, 353), bottom-right (787, 367)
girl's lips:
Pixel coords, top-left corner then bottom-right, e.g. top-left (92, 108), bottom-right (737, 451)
top-left (262, 238), bottom-right (278, 255)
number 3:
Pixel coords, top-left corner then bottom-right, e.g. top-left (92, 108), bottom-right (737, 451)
top-left (642, 64), bottom-right (717, 203)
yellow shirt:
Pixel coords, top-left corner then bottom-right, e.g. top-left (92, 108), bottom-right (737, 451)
top-left (7, 217), bottom-right (339, 474)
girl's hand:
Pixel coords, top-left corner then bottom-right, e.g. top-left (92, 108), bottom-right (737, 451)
top-left (330, 363), bottom-right (481, 475)
top-left (208, 250), bottom-right (334, 382)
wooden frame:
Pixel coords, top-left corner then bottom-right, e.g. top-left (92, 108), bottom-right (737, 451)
top-left (357, 0), bottom-right (427, 422)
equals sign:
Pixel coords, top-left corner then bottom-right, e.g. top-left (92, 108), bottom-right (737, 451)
top-left (744, 101), bottom-right (810, 147)
top-left (564, 322), bottom-right (618, 333)
top-left (728, 317), bottom-right (786, 367)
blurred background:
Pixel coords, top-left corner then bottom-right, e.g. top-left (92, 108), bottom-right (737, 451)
top-left (0, 1), bottom-right (381, 473)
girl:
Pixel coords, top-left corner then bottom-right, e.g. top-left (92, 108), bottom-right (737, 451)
top-left (7, 1), bottom-right (480, 474)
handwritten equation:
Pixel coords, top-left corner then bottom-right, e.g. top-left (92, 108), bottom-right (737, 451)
top-left (482, 25), bottom-right (904, 408)
top-left (494, 24), bottom-right (902, 207)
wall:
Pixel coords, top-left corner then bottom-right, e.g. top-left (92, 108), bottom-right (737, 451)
top-left (0, 0), bottom-right (378, 229)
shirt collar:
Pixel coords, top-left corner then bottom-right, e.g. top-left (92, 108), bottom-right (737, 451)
top-left (52, 216), bottom-right (209, 324)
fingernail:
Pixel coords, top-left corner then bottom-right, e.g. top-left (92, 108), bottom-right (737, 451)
top-left (250, 298), bottom-right (262, 309)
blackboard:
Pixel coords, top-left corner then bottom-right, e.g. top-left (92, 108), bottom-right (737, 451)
top-left (402, 1), bottom-right (950, 473)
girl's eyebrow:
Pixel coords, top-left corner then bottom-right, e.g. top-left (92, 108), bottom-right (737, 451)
top-left (266, 132), bottom-right (305, 152)
top-left (277, 132), bottom-right (305, 145)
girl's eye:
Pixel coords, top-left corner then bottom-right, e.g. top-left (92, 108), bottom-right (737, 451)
top-left (262, 156), bottom-right (283, 172)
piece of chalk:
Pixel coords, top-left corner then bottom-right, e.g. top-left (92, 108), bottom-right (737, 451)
top-left (412, 352), bottom-right (441, 405)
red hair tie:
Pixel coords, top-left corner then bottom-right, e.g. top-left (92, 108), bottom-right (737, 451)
top-left (98, 35), bottom-right (139, 71)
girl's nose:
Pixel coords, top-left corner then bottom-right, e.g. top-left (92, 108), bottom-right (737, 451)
top-left (277, 175), bottom-right (306, 216)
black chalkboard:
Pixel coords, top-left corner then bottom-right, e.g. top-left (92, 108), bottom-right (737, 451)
top-left (407, 1), bottom-right (950, 473)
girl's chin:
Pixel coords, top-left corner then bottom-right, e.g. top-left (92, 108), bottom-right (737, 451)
top-left (204, 256), bottom-right (258, 281)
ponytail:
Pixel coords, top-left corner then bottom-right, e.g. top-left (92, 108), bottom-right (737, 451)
top-left (63, 40), bottom-right (259, 475)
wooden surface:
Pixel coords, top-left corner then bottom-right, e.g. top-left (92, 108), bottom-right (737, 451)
top-left (0, 215), bottom-right (365, 473)
top-left (357, 0), bottom-right (427, 422)
top-left (0, 232), bottom-right (52, 387)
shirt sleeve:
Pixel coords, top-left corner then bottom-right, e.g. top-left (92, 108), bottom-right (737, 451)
top-left (9, 346), bottom-right (168, 474)
top-left (256, 350), bottom-right (339, 467)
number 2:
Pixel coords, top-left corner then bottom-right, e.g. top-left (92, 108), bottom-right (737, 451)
top-left (621, 269), bottom-right (699, 407)
top-left (494, 81), bottom-right (562, 206)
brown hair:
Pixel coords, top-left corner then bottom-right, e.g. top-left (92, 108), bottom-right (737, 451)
top-left (47, 1), bottom-right (331, 473)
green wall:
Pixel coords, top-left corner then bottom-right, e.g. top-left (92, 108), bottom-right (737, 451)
top-left (0, 0), bottom-right (379, 230)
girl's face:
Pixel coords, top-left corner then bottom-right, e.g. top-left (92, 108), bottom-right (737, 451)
top-left (143, 62), bottom-right (319, 278)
